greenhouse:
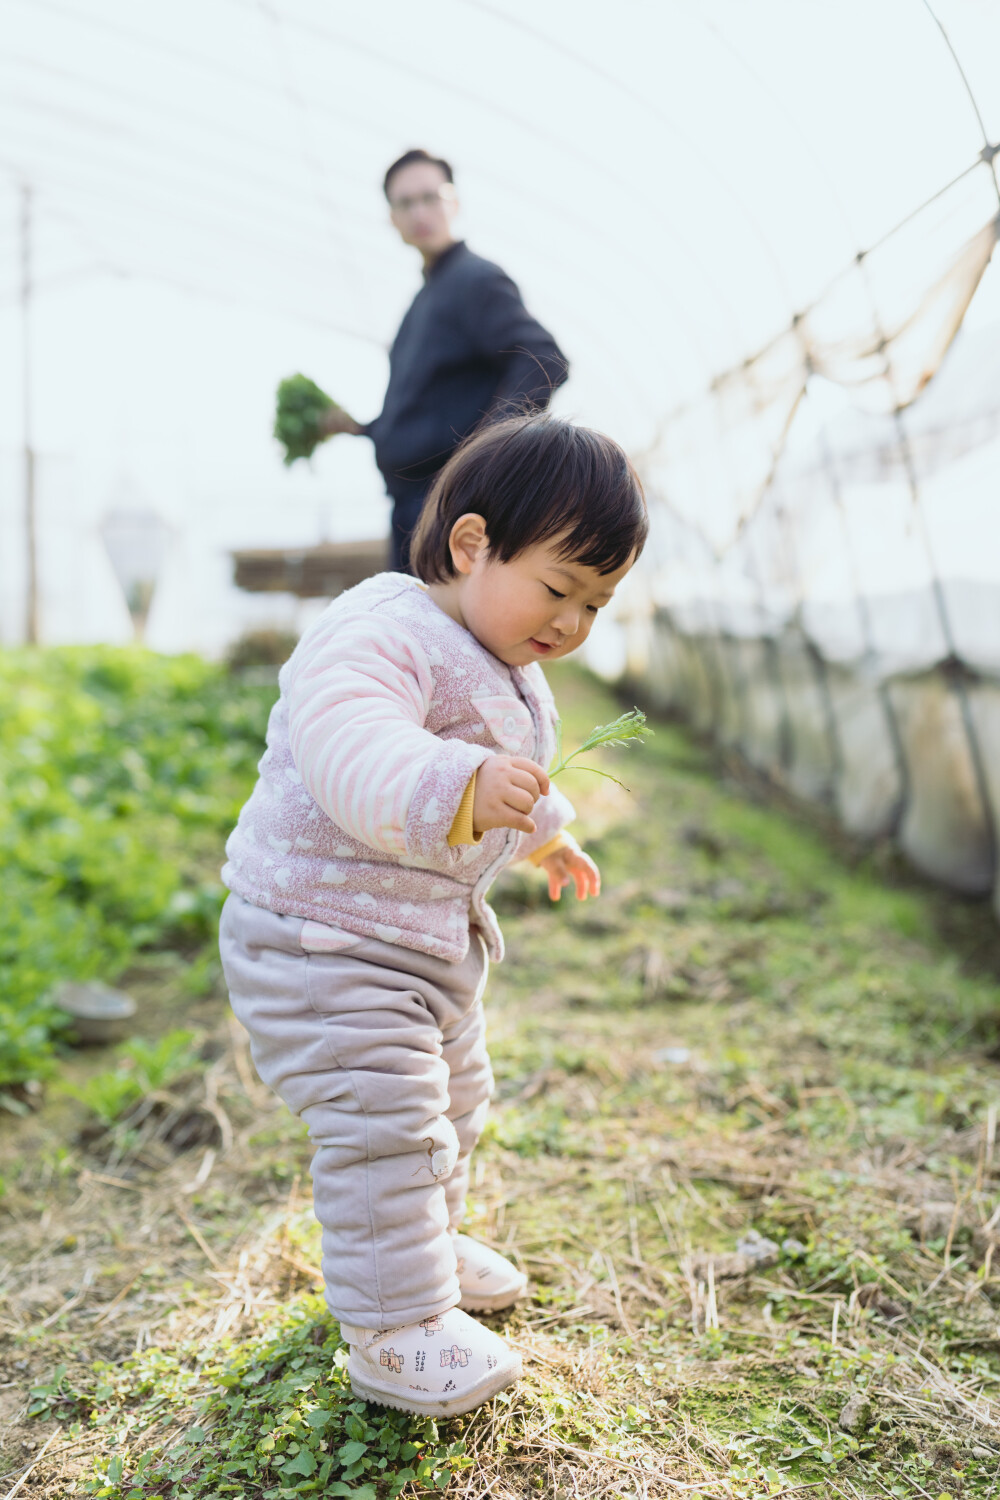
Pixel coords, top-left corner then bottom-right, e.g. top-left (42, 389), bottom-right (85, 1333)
top-left (2, 4), bottom-right (1000, 1496)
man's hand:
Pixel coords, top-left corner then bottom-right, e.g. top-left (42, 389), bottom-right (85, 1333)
top-left (538, 845), bottom-right (601, 901)
top-left (473, 756), bottom-right (550, 835)
top-left (318, 407), bottom-right (364, 437)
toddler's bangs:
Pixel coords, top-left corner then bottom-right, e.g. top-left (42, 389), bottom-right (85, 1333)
top-left (412, 415), bottom-right (647, 583)
top-left (535, 484), bottom-right (647, 576)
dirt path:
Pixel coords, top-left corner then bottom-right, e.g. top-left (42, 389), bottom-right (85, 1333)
top-left (3, 667), bottom-right (1000, 1498)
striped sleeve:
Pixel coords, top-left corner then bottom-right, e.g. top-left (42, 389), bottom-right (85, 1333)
top-left (287, 612), bottom-right (490, 858)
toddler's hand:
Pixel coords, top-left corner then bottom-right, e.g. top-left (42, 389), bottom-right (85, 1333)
top-left (539, 845), bottom-right (601, 902)
top-left (473, 756), bottom-right (550, 835)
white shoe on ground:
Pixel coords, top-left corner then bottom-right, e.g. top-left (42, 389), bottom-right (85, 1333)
top-left (454, 1233), bottom-right (528, 1311)
top-left (342, 1306), bottom-right (521, 1417)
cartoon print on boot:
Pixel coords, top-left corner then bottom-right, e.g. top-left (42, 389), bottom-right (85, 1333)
top-left (419, 1314), bottom-right (444, 1335)
top-left (379, 1347), bottom-right (404, 1374)
top-left (440, 1344), bottom-right (471, 1369)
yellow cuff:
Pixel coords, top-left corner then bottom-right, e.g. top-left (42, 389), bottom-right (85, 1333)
top-left (526, 831), bottom-right (580, 867)
top-left (447, 770), bottom-right (483, 846)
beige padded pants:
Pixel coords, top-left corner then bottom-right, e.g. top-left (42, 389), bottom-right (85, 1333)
top-left (219, 894), bottom-right (492, 1329)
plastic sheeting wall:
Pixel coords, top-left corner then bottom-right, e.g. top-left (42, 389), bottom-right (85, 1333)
top-left (631, 613), bottom-right (1000, 910)
top-left (599, 151), bottom-right (1000, 920)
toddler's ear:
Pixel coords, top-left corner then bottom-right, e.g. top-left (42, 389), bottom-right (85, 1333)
top-left (449, 513), bottom-right (489, 575)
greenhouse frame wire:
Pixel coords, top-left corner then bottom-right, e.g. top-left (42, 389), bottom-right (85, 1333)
top-left (618, 5), bottom-right (1000, 912)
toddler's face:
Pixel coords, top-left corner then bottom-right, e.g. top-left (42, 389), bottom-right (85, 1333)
top-left (456, 536), bottom-right (636, 668)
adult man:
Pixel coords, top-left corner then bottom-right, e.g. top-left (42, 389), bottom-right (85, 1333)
top-left (323, 149), bottom-right (569, 572)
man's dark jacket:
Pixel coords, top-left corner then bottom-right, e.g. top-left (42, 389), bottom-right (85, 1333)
top-left (365, 241), bottom-right (569, 504)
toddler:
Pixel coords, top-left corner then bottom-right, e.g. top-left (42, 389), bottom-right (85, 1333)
top-left (219, 414), bottom-right (647, 1417)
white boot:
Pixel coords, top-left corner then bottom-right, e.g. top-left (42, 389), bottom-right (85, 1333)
top-left (342, 1306), bottom-right (521, 1417)
top-left (454, 1233), bottom-right (528, 1312)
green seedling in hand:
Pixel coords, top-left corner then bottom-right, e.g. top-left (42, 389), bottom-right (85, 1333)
top-left (550, 708), bottom-right (652, 791)
top-left (274, 373), bottom-right (341, 466)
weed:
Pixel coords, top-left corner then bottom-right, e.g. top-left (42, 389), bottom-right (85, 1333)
top-left (61, 1029), bottom-right (199, 1127)
top-left (118, 1030), bottom-right (199, 1093)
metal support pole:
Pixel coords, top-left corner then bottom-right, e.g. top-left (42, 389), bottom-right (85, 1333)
top-left (21, 183), bottom-right (38, 645)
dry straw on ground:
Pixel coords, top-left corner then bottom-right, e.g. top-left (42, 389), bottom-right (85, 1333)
top-left (3, 667), bottom-right (1000, 1498)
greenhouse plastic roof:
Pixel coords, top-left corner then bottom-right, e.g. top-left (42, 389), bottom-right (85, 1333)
top-left (0, 0), bottom-right (998, 653)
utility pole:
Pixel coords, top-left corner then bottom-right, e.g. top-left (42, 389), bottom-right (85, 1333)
top-left (21, 183), bottom-right (38, 645)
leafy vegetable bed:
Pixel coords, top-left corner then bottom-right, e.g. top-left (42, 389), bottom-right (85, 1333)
top-left (0, 649), bottom-right (272, 1089)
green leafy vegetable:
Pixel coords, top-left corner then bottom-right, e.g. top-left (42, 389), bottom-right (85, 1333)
top-left (273, 373), bottom-right (340, 467)
top-left (550, 708), bottom-right (652, 790)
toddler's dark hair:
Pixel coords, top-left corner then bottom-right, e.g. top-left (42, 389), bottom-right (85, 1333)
top-left (410, 415), bottom-right (647, 584)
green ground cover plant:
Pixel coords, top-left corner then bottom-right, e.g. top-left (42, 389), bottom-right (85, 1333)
top-left (0, 648), bottom-right (272, 1090)
top-left (29, 1302), bottom-right (471, 1498)
top-left (3, 658), bottom-right (1000, 1497)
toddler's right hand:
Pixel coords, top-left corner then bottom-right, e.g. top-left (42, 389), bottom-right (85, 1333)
top-left (473, 756), bottom-right (550, 835)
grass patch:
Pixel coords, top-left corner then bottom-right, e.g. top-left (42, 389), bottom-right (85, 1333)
top-left (3, 658), bottom-right (1000, 1496)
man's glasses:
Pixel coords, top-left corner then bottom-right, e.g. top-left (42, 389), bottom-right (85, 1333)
top-left (389, 186), bottom-right (455, 216)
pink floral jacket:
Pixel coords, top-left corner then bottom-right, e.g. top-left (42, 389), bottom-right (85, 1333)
top-left (222, 573), bottom-right (575, 962)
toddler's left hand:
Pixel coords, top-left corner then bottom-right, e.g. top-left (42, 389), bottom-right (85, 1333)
top-left (538, 846), bottom-right (601, 902)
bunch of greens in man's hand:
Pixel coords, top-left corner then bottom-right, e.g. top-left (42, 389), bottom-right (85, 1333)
top-left (274, 374), bottom-right (340, 466)
top-left (550, 708), bottom-right (652, 791)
